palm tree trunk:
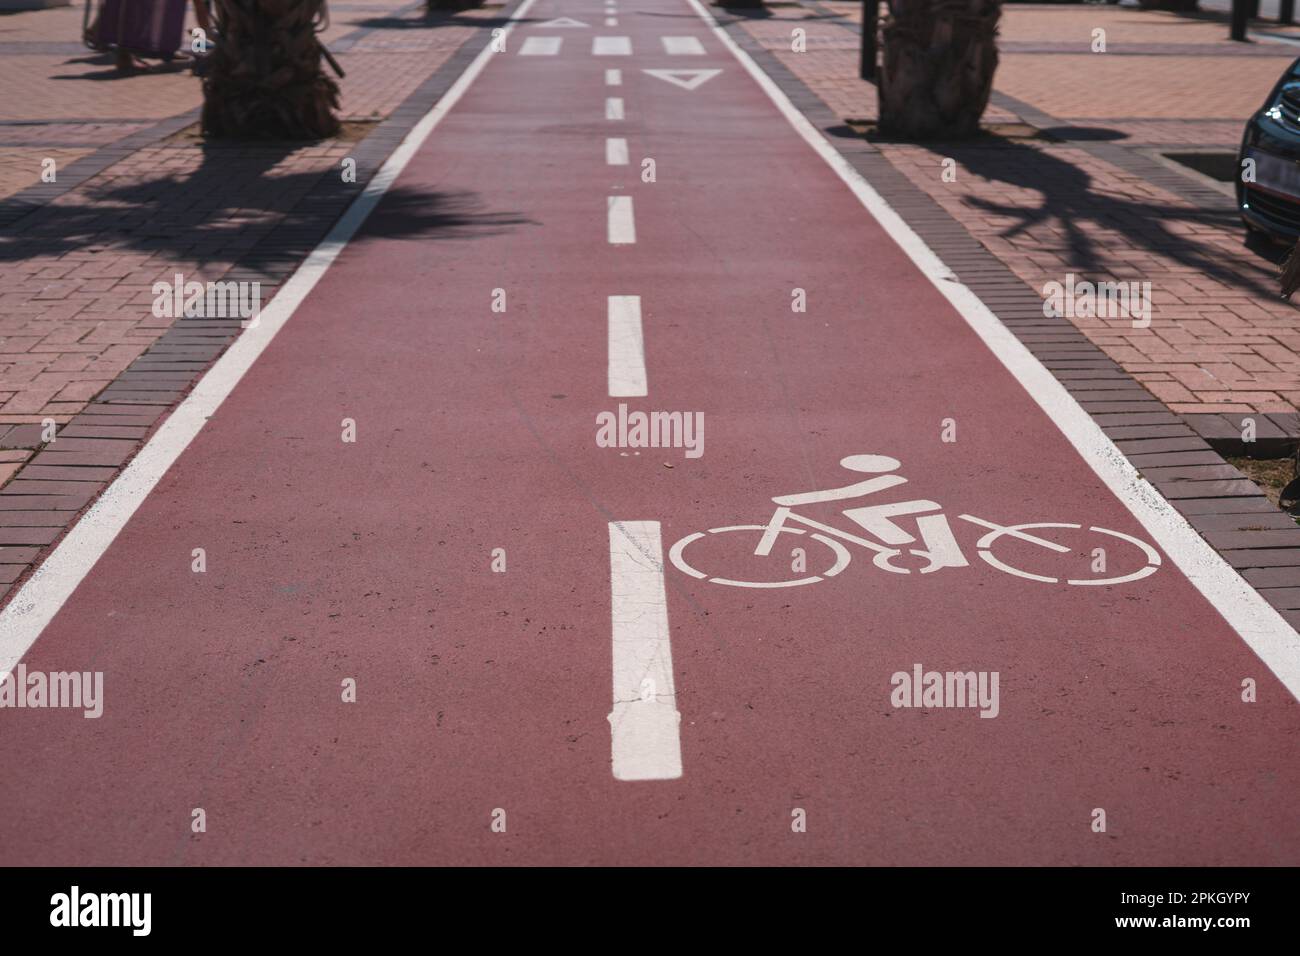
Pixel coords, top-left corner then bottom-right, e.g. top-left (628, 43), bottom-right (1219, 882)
top-left (878, 0), bottom-right (1000, 140)
top-left (202, 0), bottom-right (341, 140)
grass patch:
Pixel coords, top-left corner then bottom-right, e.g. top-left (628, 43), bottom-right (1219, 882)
top-left (1228, 455), bottom-right (1296, 510)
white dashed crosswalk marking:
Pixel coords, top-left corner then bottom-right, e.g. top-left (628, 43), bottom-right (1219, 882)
top-left (662, 36), bottom-right (705, 55)
top-left (594, 36), bottom-right (632, 55)
top-left (519, 36), bottom-right (562, 55)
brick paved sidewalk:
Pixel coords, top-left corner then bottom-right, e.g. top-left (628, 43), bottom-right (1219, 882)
top-left (0, 0), bottom-right (509, 600)
top-left (733, 2), bottom-right (1300, 432)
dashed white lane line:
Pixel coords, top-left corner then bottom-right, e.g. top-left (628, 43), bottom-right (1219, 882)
top-left (519, 36), bottom-right (562, 55)
top-left (662, 36), bottom-right (705, 55)
top-left (608, 520), bottom-right (682, 782)
top-left (607, 295), bottom-right (646, 397)
top-left (606, 137), bottom-right (629, 165)
top-left (605, 96), bottom-right (625, 120)
top-left (605, 68), bottom-right (622, 85)
top-left (607, 195), bottom-right (636, 244)
top-left (594, 36), bottom-right (632, 55)
top-left (605, 16), bottom-right (618, 25)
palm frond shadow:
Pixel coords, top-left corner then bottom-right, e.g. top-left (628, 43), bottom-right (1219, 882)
top-left (927, 135), bottom-right (1284, 301)
top-left (359, 187), bottom-right (534, 243)
top-left (0, 142), bottom-right (532, 270)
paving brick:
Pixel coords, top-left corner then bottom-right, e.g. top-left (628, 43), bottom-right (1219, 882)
top-left (0, 480), bottom-right (107, 496)
top-left (1154, 479), bottom-right (1266, 500)
top-left (1188, 513), bottom-right (1299, 533)
top-left (1258, 588), bottom-right (1300, 610)
top-left (1114, 437), bottom-right (1211, 454)
top-left (1243, 566), bottom-right (1300, 588)
top-left (0, 493), bottom-right (91, 510)
top-left (1204, 529), bottom-right (1300, 549)
top-left (0, 526), bottom-right (58, 546)
top-left (57, 424), bottom-right (149, 440)
top-left (0, 423), bottom-right (45, 448)
top-left (1222, 548), bottom-right (1300, 569)
top-left (1103, 425), bottom-right (1197, 440)
top-left (0, 546), bottom-right (42, 565)
top-left (1092, 413), bottom-right (1181, 427)
top-left (19, 465), bottom-right (116, 482)
top-left (30, 449), bottom-right (130, 467)
top-left (0, 510), bottom-right (77, 527)
top-left (1183, 414), bottom-right (1241, 442)
top-left (1139, 464), bottom-right (1246, 482)
top-left (1127, 451), bottom-right (1226, 467)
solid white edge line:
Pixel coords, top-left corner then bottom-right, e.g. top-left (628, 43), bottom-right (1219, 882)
top-left (683, 0), bottom-right (1300, 700)
top-left (0, 0), bottom-right (543, 680)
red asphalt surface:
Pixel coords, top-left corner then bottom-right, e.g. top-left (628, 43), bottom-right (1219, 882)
top-left (1, 0), bottom-right (1299, 865)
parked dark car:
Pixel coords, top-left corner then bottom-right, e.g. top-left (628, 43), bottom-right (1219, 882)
top-left (1239, 57), bottom-right (1300, 242)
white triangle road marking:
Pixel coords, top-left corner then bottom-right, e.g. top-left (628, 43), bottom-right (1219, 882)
top-left (642, 68), bottom-right (722, 91)
top-left (536, 16), bottom-right (589, 27)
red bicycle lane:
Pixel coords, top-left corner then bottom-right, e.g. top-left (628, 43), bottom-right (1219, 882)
top-left (0, 0), bottom-right (1296, 865)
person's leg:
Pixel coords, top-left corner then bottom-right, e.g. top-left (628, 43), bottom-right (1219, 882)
top-left (114, 47), bottom-right (152, 73)
top-left (192, 0), bottom-right (212, 33)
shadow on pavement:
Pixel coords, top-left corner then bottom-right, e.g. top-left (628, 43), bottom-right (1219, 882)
top-left (916, 134), bottom-right (1284, 299)
top-left (638, 9), bottom-right (844, 18)
top-left (359, 187), bottom-right (534, 243)
top-left (1037, 126), bottom-right (1129, 142)
top-left (348, 12), bottom-right (544, 30)
top-left (0, 142), bottom-right (533, 269)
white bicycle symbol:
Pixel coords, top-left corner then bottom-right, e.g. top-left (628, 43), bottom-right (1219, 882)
top-left (668, 454), bottom-right (1161, 589)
